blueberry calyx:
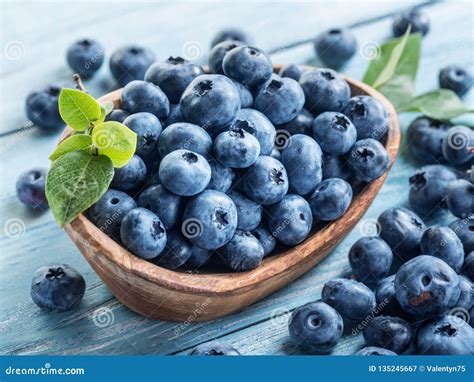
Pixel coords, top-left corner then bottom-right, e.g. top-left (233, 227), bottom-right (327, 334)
top-left (194, 80), bottom-right (213, 96)
top-left (214, 209), bottom-right (229, 228)
top-left (266, 79), bottom-right (283, 94)
top-left (128, 47), bottom-right (143, 55)
top-left (409, 172), bottom-right (427, 190)
top-left (151, 220), bottom-right (165, 237)
top-left (235, 119), bottom-right (255, 134)
top-left (353, 102), bottom-right (366, 117)
top-left (45, 267), bottom-right (66, 281)
top-left (182, 151), bottom-right (198, 163)
top-left (321, 71), bottom-right (335, 80)
top-left (435, 324), bottom-right (457, 337)
top-left (229, 127), bottom-right (246, 138)
top-left (333, 115), bottom-right (350, 131)
top-left (270, 168), bottom-right (285, 185)
top-left (168, 56), bottom-right (187, 65)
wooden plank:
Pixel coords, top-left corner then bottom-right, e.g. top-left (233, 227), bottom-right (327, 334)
top-left (1, 0), bottom-right (472, 356)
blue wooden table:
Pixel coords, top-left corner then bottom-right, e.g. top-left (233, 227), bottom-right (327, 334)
top-left (1, 0), bottom-right (473, 355)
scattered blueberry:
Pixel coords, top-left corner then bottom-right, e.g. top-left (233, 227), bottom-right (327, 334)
top-left (446, 179), bottom-right (474, 218)
top-left (110, 154), bottom-right (147, 192)
top-left (349, 236), bottom-right (393, 283)
top-left (233, 109), bottom-right (276, 155)
top-left (145, 56), bottom-right (204, 104)
top-left (110, 45), bottom-right (155, 87)
top-left (343, 96), bottom-right (389, 140)
top-left (123, 112), bottom-right (162, 159)
top-left (214, 126), bottom-right (261, 168)
top-left (407, 116), bottom-right (451, 163)
top-left (278, 64), bottom-right (305, 81)
top-left (219, 230), bottom-right (265, 271)
top-left (355, 347), bottom-right (397, 356)
top-left (347, 138), bottom-right (390, 182)
top-left (442, 126), bottom-right (473, 165)
top-left (315, 28), bottom-right (357, 68)
top-left (309, 178), bottom-right (353, 221)
top-left (120, 208), bottom-right (167, 260)
top-left (16, 168), bottom-right (48, 210)
top-left (121, 80), bottom-right (170, 120)
top-left (439, 65), bottom-right (473, 96)
top-left (209, 40), bottom-right (244, 74)
top-left (153, 229), bottom-right (192, 269)
top-left (190, 340), bottom-right (240, 355)
top-left (392, 9), bottom-right (430, 37)
top-left (211, 28), bottom-right (250, 47)
top-left (206, 159), bottom-right (235, 192)
top-left (312, 112), bottom-right (357, 155)
top-left (363, 316), bottom-right (412, 354)
top-left (31, 264), bottom-right (85, 312)
top-left (420, 226), bottom-right (464, 272)
top-left (289, 301), bottom-right (343, 354)
top-left (158, 122), bottom-right (212, 159)
top-left (25, 85), bottom-right (63, 131)
top-left (267, 194), bottom-right (313, 246)
top-left (228, 190), bottom-right (262, 231)
top-left (66, 39), bottom-right (104, 79)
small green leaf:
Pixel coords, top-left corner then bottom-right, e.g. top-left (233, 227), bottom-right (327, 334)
top-left (49, 135), bottom-right (93, 161)
top-left (91, 121), bottom-right (137, 168)
top-left (402, 89), bottom-right (474, 121)
top-left (59, 89), bottom-right (101, 131)
top-left (97, 101), bottom-right (114, 124)
top-left (46, 150), bottom-right (114, 227)
top-left (378, 75), bottom-right (416, 111)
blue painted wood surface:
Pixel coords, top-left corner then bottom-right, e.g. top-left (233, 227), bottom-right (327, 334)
top-left (0, 0), bottom-right (473, 355)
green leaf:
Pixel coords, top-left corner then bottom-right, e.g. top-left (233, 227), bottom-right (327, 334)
top-left (97, 101), bottom-right (114, 124)
top-left (59, 89), bottom-right (101, 131)
top-left (402, 89), bottom-right (474, 121)
top-left (46, 150), bottom-right (114, 227)
top-left (49, 135), bottom-right (93, 161)
top-left (378, 75), bottom-right (416, 111)
top-left (91, 121), bottom-right (137, 168)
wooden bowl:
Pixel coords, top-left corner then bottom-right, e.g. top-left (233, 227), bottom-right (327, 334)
top-left (63, 65), bottom-right (400, 322)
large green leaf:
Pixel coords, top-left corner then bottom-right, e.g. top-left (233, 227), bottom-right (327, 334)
top-left (59, 88), bottom-right (101, 131)
top-left (91, 121), bottom-right (137, 168)
top-left (49, 134), bottom-right (93, 161)
top-left (46, 150), bottom-right (114, 227)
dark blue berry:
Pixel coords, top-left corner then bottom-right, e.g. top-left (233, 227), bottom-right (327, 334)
top-left (110, 46), bottom-right (155, 87)
top-left (66, 39), bottom-right (104, 79)
top-left (25, 85), bottom-right (63, 131)
top-left (16, 168), bottom-right (48, 210)
top-left (121, 80), bottom-right (170, 120)
top-left (315, 28), bottom-right (357, 68)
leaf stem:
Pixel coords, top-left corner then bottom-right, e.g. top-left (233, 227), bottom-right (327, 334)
top-left (73, 74), bottom-right (87, 93)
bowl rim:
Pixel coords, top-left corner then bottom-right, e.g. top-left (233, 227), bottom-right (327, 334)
top-left (64, 65), bottom-right (400, 297)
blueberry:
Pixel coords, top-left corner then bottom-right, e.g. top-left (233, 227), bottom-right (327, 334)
top-left (315, 28), bottom-right (357, 68)
top-left (347, 138), bottom-right (390, 182)
top-left (395, 255), bottom-right (460, 318)
top-left (420, 226), bottom-right (464, 272)
top-left (270, 148), bottom-right (281, 160)
top-left (392, 9), bottom-right (430, 37)
top-left (267, 194), bottom-right (313, 246)
top-left (214, 127), bottom-right (260, 168)
top-left (206, 159), bottom-right (235, 192)
top-left (251, 224), bottom-right (276, 257)
top-left (446, 179), bottom-right (474, 218)
top-left (408, 165), bottom-right (458, 216)
top-left (312, 112), bottom-right (357, 155)
top-left (231, 79), bottom-right (254, 108)
top-left (123, 112), bottom-right (162, 159)
top-left (16, 168), bottom-right (48, 210)
top-left (25, 85), bottom-right (63, 131)
top-left (163, 104), bottom-right (185, 127)
top-left (180, 74), bottom-right (240, 132)
top-left (363, 316), bottom-right (412, 354)
top-left (289, 301), bottom-right (343, 354)
top-left (227, 190), bottom-right (262, 231)
top-left (254, 75), bottom-right (305, 124)
top-left (439, 65), bottom-right (473, 96)
top-left (322, 278), bottom-right (376, 322)
top-left (349, 237), bottom-right (393, 283)
top-left (219, 230), bottom-right (264, 271)
top-left (455, 275), bottom-right (473, 310)
top-left (442, 126), bottom-right (474, 165)
top-left (88, 189), bottom-right (137, 240)
top-left (153, 229), bottom-right (192, 269)
top-left (407, 116), bottom-right (451, 163)
top-left (233, 109), bottom-right (276, 155)
top-left (159, 150), bottom-right (211, 196)
top-left (145, 56), bottom-right (204, 104)
top-left (355, 347), bottom-right (397, 356)
top-left (30, 264), bottom-right (85, 312)
top-left (190, 340), bottom-right (240, 355)
top-left (110, 46), bottom-right (155, 87)
top-left (281, 134), bottom-right (323, 195)
top-left (376, 275), bottom-right (411, 319)
top-left (464, 252), bottom-right (474, 280)
top-left (277, 108), bottom-right (313, 136)
top-left (66, 39), bottom-right (104, 79)
top-left (105, 109), bottom-right (129, 123)
top-left (120, 208), bottom-right (167, 260)
top-left (138, 184), bottom-right (184, 230)
top-left (121, 80), bottom-right (170, 120)
top-left (416, 316), bottom-right (474, 354)
top-left (278, 64), bottom-right (305, 81)
top-left (183, 190), bottom-right (238, 250)
top-left (450, 217), bottom-right (474, 255)
top-left (322, 154), bottom-right (351, 181)
top-left (223, 45), bottom-right (273, 88)
top-left (378, 207), bottom-right (426, 261)
top-left (185, 246), bottom-right (212, 270)
top-left (241, 156), bottom-right (288, 205)
top-left (209, 40), bottom-right (244, 74)
top-left (299, 68), bottom-right (350, 115)
top-left (110, 155), bottom-right (147, 192)
top-left (343, 96), bottom-right (389, 140)
top-left (158, 122), bottom-right (212, 159)
top-left (309, 178), bottom-right (352, 221)
top-left (211, 28), bottom-right (250, 47)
